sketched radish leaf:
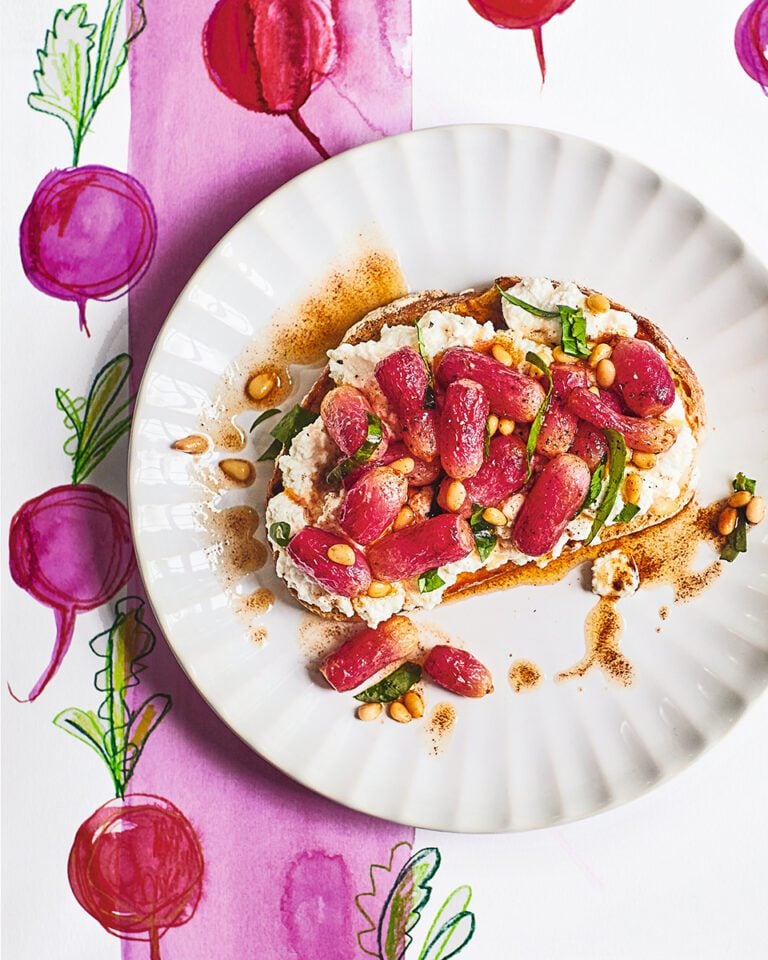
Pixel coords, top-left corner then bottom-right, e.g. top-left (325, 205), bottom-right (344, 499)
top-left (28, 5), bottom-right (97, 155)
top-left (417, 884), bottom-right (475, 960)
top-left (378, 847), bottom-right (441, 960)
top-left (53, 706), bottom-right (109, 765)
top-left (88, 1), bottom-right (146, 118)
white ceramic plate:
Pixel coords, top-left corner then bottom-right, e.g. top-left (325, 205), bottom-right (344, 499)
top-left (129, 125), bottom-right (768, 832)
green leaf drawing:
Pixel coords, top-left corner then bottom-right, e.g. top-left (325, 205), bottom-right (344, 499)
top-left (418, 886), bottom-right (475, 960)
top-left (29, 2), bottom-right (146, 164)
top-left (356, 842), bottom-right (415, 957)
top-left (56, 353), bottom-right (135, 484)
top-left (54, 596), bottom-right (171, 798)
top-left (378, 848), bottom-right (442, 960)
top-left (28, 5), bottom-right (96, 163)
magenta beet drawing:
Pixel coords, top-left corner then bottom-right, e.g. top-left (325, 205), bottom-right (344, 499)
top-left (23, 2), bottom-right (157, 334)
top-left (466, 0), bottom-right (577, 81)
top-left (203, 0), bottom-right (339, 158)
top-left (735, 0), bottom-right (768, 93)
top-left (57, 597), bottom-right (204, 960)
top-left (8, 354), bottom-right (136, 701)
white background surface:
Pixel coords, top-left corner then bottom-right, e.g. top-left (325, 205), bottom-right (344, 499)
top-left (3, 1), bottom-right (768, 957)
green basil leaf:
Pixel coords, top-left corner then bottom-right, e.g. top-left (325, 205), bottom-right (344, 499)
top-left (415, 322), bottom-right (437, 409)
top-left (354, 662), bottom-right (422, 703)
top-left (418, 568), bottom-right (445, 593)
top-left (720, 510), bottom-right (749, 562)
top-left (582, 458), bottom-right (606, 511)
top-left (249, 408), bottom-right (281, 432)
top-left (496, 284), bottom-right (560, 318)
top-left (258, 405), bottom-right (318, 461)
top-left (326, 412), bottom-right (384, 484)
top-left (559, 305), bottom-right (591, 358)
top-left (733, 472), bottom-right (756, 495)
top-left (585, 429), bottom-right (627, 545)
top-left (483, 417), bottom-right (493, 460)
top-left (469, 504), bottom-right (497, 562)
top-left (614, 502), bottom-right (640, 524)
top-left (524, 352), bottom-right (553, 480)
top-left (269, 522), bottom-right (292, 547)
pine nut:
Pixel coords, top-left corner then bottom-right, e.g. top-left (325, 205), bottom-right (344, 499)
top-left (393, 505), bottom-right (415, 530)
top-left (623, 472), bottom-right (642, 506)
top-left (588, 385), bottom-right (601, 396)
top-left (746, 496), bottom-right (765, 525)
top-left (357, 702), bottom-right (382, 721)
top-left (247, 371), bottom-right (277, 401)
top-left (403, 691), bottom-right (424, 719)
top-left (632, 451), bottom-right (657, 471)
top-left (445, 480), bottom-right (467, 513)
top-left (389, 701), bottom-right (412, 723)
top-left (172, 434), bottom-right (209, 454)
top-left (368, 580), bottom-right (392, 598)
top-left (728, 490), bottom-right (753, 508)
top-left (717, 506), bottom-right (737, 536)
top-left (219, 458), bottom-right (254, 484)
top-left (482, 507), bottom-right (507, 526)
top-left (492, 343), bottom-right (513, 367)
top-left (588, 343), bottom-right (612, 368)
top-left (390, 457), bottom-right (415, 476)
top-left (327, 543), bottom-right (356, 566)
top-left (586, 293), bottom-right (611, 314)
top-left (498, 418), bottom-right (516, 436)
top-left (552, 346), bottom-right (580, 365)
top-left (595, 358), bottom-right (616, 389)
top-left (486, 414), bottom-right (499, 437)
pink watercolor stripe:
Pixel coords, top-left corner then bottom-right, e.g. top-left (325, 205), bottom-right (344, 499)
top-left (126, 1), bottom-right (412, 957)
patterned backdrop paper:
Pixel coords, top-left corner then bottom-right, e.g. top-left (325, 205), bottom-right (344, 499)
top-left (123, 1), bottom-right (415, 958)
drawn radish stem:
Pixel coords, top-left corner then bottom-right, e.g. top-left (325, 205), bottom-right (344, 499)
top-left (8, 355), bottom-right (136, 701)
top-left (57, 598), bottom-right (204, 960)
top-left (467, 0), bottom-right (577, 81)
top-left (203, 0), bottom-right (338, 159)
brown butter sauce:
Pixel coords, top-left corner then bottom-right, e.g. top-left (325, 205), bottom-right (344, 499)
top-left (508, 660), bottom-right (543, 692)
top-left (556, 598), bottom-right (632, 686)
top-left (426, 703), bottom-right (456, 756)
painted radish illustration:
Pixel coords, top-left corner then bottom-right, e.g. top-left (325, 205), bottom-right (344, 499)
top-left (203, 0), bottom-right (339, 158)
top-left (24, 2), bottom-right (157, 334)
top-left (735, 0), bottom-right (768, 93)
top-left (56, 597), bottom-right (204, 960)
top-left (466, 1), bottom-right (577, 81)
top-left (8, 355), bottom-right (136, 700)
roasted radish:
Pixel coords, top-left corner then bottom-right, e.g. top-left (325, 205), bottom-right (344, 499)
top-left (320, 616), bottom-right (420, 692)
top-left (321, 385), bottom-right (388, 458)
top-left (512, 453), bottom-right (591, 556)
top-left (339, 467), bottom-right (408, 545)
top-left (463, 433), bottom-right (527, 506)
top-left (436, 347), bottom-right (545, 422)
top-left (287, 527), bottom-right (371, 596)
top-left (611, 337), bottom-right (676, 417)
top-left (367, 514), bottom-right (474, 581)
top-left (438, 379), bottom-right (489, 479)
top-left (424, 645), bottom-right (494, 697)
top-left (375, 347), bottom-right (439, 461)
top-left (567, 387), bottom-right (678, 454)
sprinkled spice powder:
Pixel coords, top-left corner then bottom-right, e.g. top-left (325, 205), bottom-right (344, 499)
top-left (508, 660), bottom-right (542, 692)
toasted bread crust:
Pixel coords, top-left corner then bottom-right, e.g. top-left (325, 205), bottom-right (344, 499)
top-left (268, 278), bottom-right (705, 621)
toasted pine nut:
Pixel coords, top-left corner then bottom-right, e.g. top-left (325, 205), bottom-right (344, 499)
top-left (746, 496), bottom-right (765, 525)
top-left (357, 702), bottom-right (382, 721)
top-left (728, 490), bottom-right (753, 509)
top-left (389, 701), bottom-right (412, 723)
top-left (623, 472), bottom-right (642, 506)
top-left (588, 343), bottom-right (612, 368)
top-left (588, 385), bottom-right (601, 396)
top-left (390, 457), bottom-right (415, 476)
top-left (486, 414), bottom-right (499, 437)
top-left (632, 451), bottom-right (657, 471)
top-left (552, 346), bottom-right (580, 365)
top-left (498, 418), bottom-right (516, 436)
top-left (492, 343), bottom-right (513, 367)
top-left (327, 543), bottom-right (356, 566)
top-left (368, 580), bottom-right (392, 598)
top-left (393, 505), bottom-right (415, 530)
top-left (403, 691), bottom-right (424, 719)
top-left (445, 480), bottom-right (467, 513)
top-left (219, 458), bottom-right (254, 484)
top-left (595, 358), bottom-right (616, 389)
top-left (717, 507), bottom-right (738, 536)
top-left (482, 507), bottom-right (507, 526)
top-left (586, 293), bottom-right (611, 314)
top-left (172, 434), bottom-right (209, 454)
top-left (247, 371), bottom-right (277, 401)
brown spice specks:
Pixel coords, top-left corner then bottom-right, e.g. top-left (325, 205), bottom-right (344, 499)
top-left (426, 702), bottom-right (456, 756)
top-left (508, 660), bottom-right (542, 693)
top-left (204, 506), bottom-right (266, 581)
top-left (556, 597), bottom-right (633, 687)
top-left (237, 588), bottom-right (274, 618)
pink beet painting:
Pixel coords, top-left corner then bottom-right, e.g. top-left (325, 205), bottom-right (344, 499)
top-left (735, 0), bottom-right (768, 93)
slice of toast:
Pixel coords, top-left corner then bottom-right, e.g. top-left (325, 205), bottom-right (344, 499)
top-left (267, 278), bottom-right (705, 622)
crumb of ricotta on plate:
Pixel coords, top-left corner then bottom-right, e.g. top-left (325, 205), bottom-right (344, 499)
top-left (592, 550), bottom-right (640, 598)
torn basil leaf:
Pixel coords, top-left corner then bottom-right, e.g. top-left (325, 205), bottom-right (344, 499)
top-left (415, 322), bottom-right (436, 409)
top-left (354, 662), bottom-right (422, 703)
top-left (585, 430), bottom-right (627, 545)
top-left (582, 458), bottom-right (606, 511)
top-left (418, 567), bottom-right (445, 593)
top-left (326, 412), bottom-right (384, 483)
top-left (496, 284), bottom-right (560, 318)
top-left (524, 352), bottom-right (553, 480)
top-left (269, 522), bottom-right (292, 547)
top-left (558, 305), bottom-right (591, 359)
top-left (483, 418), bottom-right (493, 460)
top-left (249, 408), bottom-right (281, 432)
top-left (469, 504), bottom-right (497, 562)
top-left (258, 405), bottom-right (319, 461)
top-left (733, 472), bottom-right (756, 495)
top-left (721, 511), bottom-right (749, 562)
top-left (614, 502), bottom-right (640, 524)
